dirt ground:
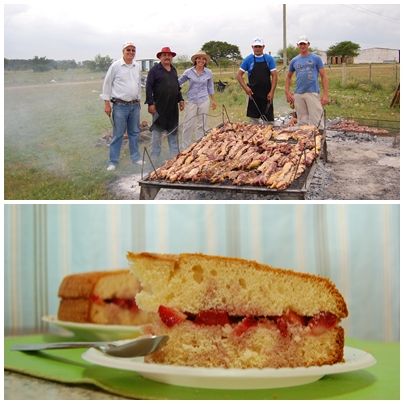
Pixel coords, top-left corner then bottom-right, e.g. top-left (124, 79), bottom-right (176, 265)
top-left (110, 130), bottom-right (400, 201)
top-left (306, 131), bottom-right (400, 200)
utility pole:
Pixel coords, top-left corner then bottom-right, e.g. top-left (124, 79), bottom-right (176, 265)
top-left (283, 4), bottom-right (287, 67)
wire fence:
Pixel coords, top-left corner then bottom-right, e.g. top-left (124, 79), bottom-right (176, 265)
top-left (327, 63), bottom-right (400, 87)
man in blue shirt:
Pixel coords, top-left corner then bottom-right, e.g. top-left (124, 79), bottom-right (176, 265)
top-left (236, 37), bottom-right (278, 124)
top-left (285, 36), bottom-right (329, 129)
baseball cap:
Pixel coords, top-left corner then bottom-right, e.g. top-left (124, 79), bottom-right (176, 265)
top-left (297, 36), bottom-right (309, 44)
top-left (252, 37), bottom-right (265, 47)
top-left (122, 41), bottom-right (136, 51)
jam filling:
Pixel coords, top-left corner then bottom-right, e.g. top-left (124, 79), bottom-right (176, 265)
top-left (90, 295), bottom-right (139, 312)
top-left (158, 305), bottom-right (339, 337)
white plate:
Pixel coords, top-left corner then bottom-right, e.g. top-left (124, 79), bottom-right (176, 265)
top-left (42, 315), bottom-right (147, 341)
top-left (82, 346), bottom-right (376, 390)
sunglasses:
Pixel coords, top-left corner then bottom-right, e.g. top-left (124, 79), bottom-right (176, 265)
top-left (253, 45), bottom-right (263, 48)
top-left (126, 48), bottom-right (136, 52)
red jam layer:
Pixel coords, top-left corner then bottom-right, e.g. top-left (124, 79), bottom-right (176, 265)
top-left (157, 305), bottom-right (339, 337)
top-left (90, 295), bottom-right (139, 312)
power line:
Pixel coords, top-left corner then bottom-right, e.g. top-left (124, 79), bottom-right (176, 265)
top-left (343, 5), bottom-right (399, 23)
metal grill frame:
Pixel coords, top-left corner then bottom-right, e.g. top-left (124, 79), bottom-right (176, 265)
top-left (138, 128), bottom-right (326, 200)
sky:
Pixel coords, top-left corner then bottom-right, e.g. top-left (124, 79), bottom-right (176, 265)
top-left (3, 1), bottom-right (401, 62)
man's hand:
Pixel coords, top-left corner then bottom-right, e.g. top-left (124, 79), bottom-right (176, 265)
top-left (236, 70), bottom-right (253, 97)
top-left (245, 87), bottom-right (253, 97)
top-left (179, 100), bottom-right (185, 111)
top-left (267, 91), bottom-right (274, 103)
top-left (321, 95), bottom-right (329, 105)
top-left (148, 104), bottom-right (156, 114)
top-left (285, 91), bottom-right (295, 104)
top-left (104, 101), bottom-right (112, 117)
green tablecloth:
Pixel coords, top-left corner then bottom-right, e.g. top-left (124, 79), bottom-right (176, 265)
top-left (4, 334), bottom-right (399, 399)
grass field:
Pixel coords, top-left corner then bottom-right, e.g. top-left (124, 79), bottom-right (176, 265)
top-left (4, 64), bottom-right (400, 200)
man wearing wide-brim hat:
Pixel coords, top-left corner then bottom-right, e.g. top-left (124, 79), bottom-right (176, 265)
top-left (178, 50), bottom-right (217, 149)
top-left (145, 46), bottom-right (184, 162)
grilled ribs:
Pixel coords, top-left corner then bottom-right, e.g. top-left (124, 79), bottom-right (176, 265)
top-left (148, 123), bottom-right (322, 190)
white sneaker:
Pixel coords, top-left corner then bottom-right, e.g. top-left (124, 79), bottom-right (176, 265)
top-left (107, 163), bottom-right (116, 171)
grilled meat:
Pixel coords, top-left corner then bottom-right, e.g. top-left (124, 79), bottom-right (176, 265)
top-left (148, 123), bottom-right (322, 190)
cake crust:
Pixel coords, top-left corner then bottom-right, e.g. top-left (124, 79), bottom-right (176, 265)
top-left (127, 251), bottom-right (348, 369)
top-left (57, 269), bottom-right (152, 325)
top-left (145, 322), bottom-right (345, 368)
top-left (127, 252), bottom-right (348, 318)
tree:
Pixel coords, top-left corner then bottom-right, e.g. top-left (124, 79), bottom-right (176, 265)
top-left (277, 44), bottom-right (322, 64)
top-left (174, 54), bottom-right (191, 70)
top-left (87, 54), bottom-right (113, 71)
top-left (32, 56), bottom-right (55, 72)
top-left (277, 45), bottom-right (300, 63)
top-left (201, 41), bottom-right (242, 66)
top-left (327, 41), bottom-right (360, 63)
top-left (56, 60), bottom-right (78, 70)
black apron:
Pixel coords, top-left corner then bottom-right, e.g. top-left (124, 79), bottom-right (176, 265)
top-left (247, 56), bottom-right (274, 121)
top-left (153, 65), bottom-right (181, 131)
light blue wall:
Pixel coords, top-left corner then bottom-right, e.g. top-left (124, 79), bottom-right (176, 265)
top-left (4, 204), bottom-right (399, 341)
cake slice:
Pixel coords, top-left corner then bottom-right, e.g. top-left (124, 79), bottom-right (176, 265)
top-left (58, 269), bottom-right (153, 325)
top-left (127, 252), bottom-right (348, 369)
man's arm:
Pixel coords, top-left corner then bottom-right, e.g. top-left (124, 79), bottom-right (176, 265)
top-left (101, 64), bottom-right (114, 116)
top-left (285, 71), bottom-right (294, 104)
top-left (319, 68), bottom-right (329, 105)
top-left (236, 69), bottom-right (253, 96)
top-left (268, 70), bottom-right (278, 102)
top-left (145, 68), bottom-right (156, 114)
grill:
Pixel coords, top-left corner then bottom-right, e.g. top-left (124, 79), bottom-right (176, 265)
top-left (138, 125), bottom-right (327, 200)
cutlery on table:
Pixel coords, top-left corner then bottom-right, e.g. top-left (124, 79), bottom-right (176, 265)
top-left (11, 335), bottom-right (168, 358)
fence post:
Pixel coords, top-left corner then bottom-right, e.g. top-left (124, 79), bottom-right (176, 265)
top-left (342, 63), bottom-right (347, 86)
top-left (396, 63), bottom-right (398, 86)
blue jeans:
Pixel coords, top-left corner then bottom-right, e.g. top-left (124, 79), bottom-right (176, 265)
top-left (109, 103), bottom-right (141, 165)
top-left (151, 112), bottom-right (179, 160)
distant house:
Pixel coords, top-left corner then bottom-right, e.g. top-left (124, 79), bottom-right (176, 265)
top-left (353, 48), bottom-right (400, 64)
top-left (137, 59), bottom-right (159, 72)
top-left (327, 55), bottom-right (354, 65)
top-left (326, 47), bottom-right (400, 65)
top-left (316, 50), bottom-right (328, 65)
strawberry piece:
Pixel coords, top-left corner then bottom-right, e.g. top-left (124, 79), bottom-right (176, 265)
top-left (276, 317), bottom-right (289, 337)
top-left (90, 294), bottom-right (103, 304)
top-left (112, 297), bottom-right (128, 308)
top-left (112, 298), bottom-right (139, 312)
top-left (194, 309), bottom-right (230, 326)
top-left (129, 298), bottom-right (139, 312)
top-left (308, 312), bottom-right (339, 335)
top-left (283, 309), bottom-right (305, 326)
top-left (233, 316), bottom-right (258, 336)
top-left (158, 305), bottom-right (187, 327)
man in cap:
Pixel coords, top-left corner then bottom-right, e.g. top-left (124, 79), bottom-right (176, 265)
top-left (285, 36), bottom-right (329, 129)
top-left (101, 42), bottom-right (142, 171)
top-left (145, 46), bottom-right (184, 163)
top-left (236, 37), bottom-right (278, 124)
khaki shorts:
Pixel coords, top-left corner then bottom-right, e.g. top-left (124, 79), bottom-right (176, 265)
top-left (294, 93), bottom-right (325, 129)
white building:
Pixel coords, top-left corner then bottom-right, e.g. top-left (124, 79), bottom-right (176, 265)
top-left (317, 50), bottom-right (328, 64)
top-left (354, 48), bottom-right (399, 64)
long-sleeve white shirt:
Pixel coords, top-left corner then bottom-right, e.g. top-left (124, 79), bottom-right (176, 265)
top-left (101, 58), bottom-right (142, 102)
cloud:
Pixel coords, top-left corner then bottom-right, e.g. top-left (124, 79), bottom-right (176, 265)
top-left (4, 3), bottom-right (400, 61)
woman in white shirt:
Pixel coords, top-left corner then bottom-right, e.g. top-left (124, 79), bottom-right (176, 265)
top-left (178, 51), bottom-right (217, 149)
